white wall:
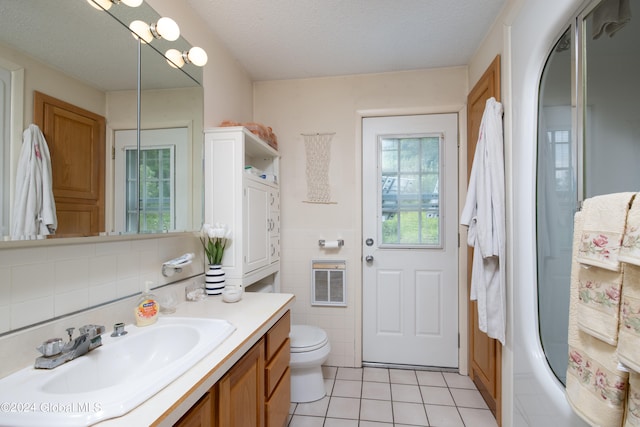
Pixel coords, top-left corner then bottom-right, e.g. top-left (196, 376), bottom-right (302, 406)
top-left (253, 68), bottom-right (468, 367)
top-left (0, 44), bottom-right (107, 126)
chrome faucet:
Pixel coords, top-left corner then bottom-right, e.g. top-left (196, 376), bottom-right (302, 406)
top-left (35, 324), bottom-right (106, 369)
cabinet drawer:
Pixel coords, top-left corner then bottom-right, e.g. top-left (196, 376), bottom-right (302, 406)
top-left (266, 311), bottom-right (290, 360)
top-left (265, 339), bottom-right (289, 397)
top-left (266, 368), bottom-right (290, 427)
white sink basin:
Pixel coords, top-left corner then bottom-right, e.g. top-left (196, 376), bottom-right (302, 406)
top-left (0, 317), bottom-right (235, 426)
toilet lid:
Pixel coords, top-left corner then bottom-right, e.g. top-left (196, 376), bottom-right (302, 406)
top-left (290, 325), bottom-right (328, 353)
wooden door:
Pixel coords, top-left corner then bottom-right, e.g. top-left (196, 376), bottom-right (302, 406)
top-left (34, 91), bottom-right (105, 237)
top-left (466, 55), bottom-right (502, 425)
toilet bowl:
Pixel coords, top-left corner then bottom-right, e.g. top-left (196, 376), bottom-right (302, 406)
top-left (289, 324), bottom-right (331, 403)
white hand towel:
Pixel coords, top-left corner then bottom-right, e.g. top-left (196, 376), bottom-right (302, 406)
top-left (576, 192), bottom-right (635, 271)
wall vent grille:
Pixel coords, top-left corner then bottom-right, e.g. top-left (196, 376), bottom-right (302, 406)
top-left (312, 260), bottom-right (346, 306)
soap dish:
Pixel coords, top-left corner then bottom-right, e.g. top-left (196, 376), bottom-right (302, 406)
top-left (222, 288), bottom-right (242, 303)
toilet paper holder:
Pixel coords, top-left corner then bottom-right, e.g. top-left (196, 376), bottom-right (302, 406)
top-left (318, 239), bottom-right (344, 248)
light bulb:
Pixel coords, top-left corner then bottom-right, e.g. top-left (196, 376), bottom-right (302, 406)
top-left (154, 17), bottom-right (180, 41)
top-left (165, 49), bottom-right (185, 69)
top-left (129, 20), bottom-right (153, 43)
top-left (120, 0), bottom-right (143, 6)
top-left (87, 0), bottom-right (112, 10)
top-left (187, 47), bottom-right (208, 67)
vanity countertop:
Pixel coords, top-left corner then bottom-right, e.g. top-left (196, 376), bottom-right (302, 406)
top-left (94, 291), bottom-right (295, 426)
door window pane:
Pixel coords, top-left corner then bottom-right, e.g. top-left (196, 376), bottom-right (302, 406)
top-left (380, 135), bottom-right (441, 246)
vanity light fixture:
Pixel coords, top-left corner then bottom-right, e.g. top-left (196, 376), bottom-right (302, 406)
top-left (165, 46), bottom-right (208, 68)
top-left (87, 0), bottom-right (143, 11)
top-left (129, 16), bottom-right (180, 43)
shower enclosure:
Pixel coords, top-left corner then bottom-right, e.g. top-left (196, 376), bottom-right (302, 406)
top-left (537, 0), bottom-right (640, 385)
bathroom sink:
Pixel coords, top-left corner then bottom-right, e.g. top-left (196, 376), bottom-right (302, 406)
top-left (0, 317), bottom-right (235, 426)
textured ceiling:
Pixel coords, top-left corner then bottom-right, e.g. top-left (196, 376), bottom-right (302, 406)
top-left (186, 0), bottom-right (507, 81)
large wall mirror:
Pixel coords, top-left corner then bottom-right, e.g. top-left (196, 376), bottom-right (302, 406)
top-left (0, 0), bottom-right (204, 242)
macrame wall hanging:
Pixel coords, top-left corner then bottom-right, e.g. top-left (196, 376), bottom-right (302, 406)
top-left (302, 132), bottom-right (336, 204)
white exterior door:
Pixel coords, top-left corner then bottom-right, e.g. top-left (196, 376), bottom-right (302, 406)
top-left (362, 114), bottom-right (459, 368)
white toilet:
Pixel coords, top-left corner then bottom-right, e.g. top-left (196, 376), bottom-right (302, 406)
top-left (247, 282), bottom-right (331, 403)
top-left (289, 324), bottom-right (331, 403)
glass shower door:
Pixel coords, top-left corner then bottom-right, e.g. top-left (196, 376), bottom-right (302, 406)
top-left (537, 27), bottom-right (576, 385)
top-left (537, 0), bottom-right (640, 385)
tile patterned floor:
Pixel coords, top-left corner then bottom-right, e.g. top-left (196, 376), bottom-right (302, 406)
top-left (287, 366), bottom-right (499, 427)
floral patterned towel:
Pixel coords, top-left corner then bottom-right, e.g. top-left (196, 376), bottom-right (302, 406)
top-left (577, 265), bottom-right (623, 345)
top-left (576, 192), bottom-right (636, 271)
top-left (618, 263), bottom-right (640, 373)
top-left (626, 372), bottom-right (640, 427)
top-left (567, 211), bottom-right (628, 427)
top-left (620, 194), bottom-right (640, 266)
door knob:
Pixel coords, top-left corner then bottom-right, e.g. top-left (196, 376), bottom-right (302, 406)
top-left (365, 255), bottom-right (374, 263)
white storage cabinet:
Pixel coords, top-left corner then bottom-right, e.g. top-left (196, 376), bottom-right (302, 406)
top-left (204, 127), bottom-right (280, 287)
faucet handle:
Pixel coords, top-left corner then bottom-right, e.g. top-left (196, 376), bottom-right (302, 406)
top-left (37, 338), bottom-right (64, 357)
top-left (111, 322), bottom-right (128, 337)
top-left (79, 324), bottom-right (106, 338)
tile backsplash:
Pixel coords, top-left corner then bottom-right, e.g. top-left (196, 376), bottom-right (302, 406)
top-left (0, 234), bottom-right (204, 334)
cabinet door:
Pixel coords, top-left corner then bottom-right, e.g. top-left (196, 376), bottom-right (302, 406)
top-left (174, 391), bottom-right (214, 427)
top-left (218, 340), bottom-right (265, 427)
top-left (244, 180), bottom-right (270, 273)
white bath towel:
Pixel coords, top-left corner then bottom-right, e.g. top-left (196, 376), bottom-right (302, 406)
top-left (617, 263), bottom-right (640, 373)
top-left (592, 0), bottom-right (632, 39)
top-left (11, 124), bottom-right (57, 240)
top-left (460, 97), bottom-right (506, 345)
top-left (577, 264), bottom-right (623, 345)
top-left (576, 192), bottom-right (635, 271)
top-left (619, 194), bottom-right (640, 266)
top-left (566, 211), bottom-right (629, 427)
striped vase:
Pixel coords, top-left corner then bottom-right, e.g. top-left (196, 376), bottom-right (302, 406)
top-left (205, 265), bottom-right (225, 295)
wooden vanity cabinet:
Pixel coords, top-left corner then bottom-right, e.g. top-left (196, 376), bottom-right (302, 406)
top-left (264, 311), bottom-right (291, 427)
top-left (173, 310), bottom-right (291, 427)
